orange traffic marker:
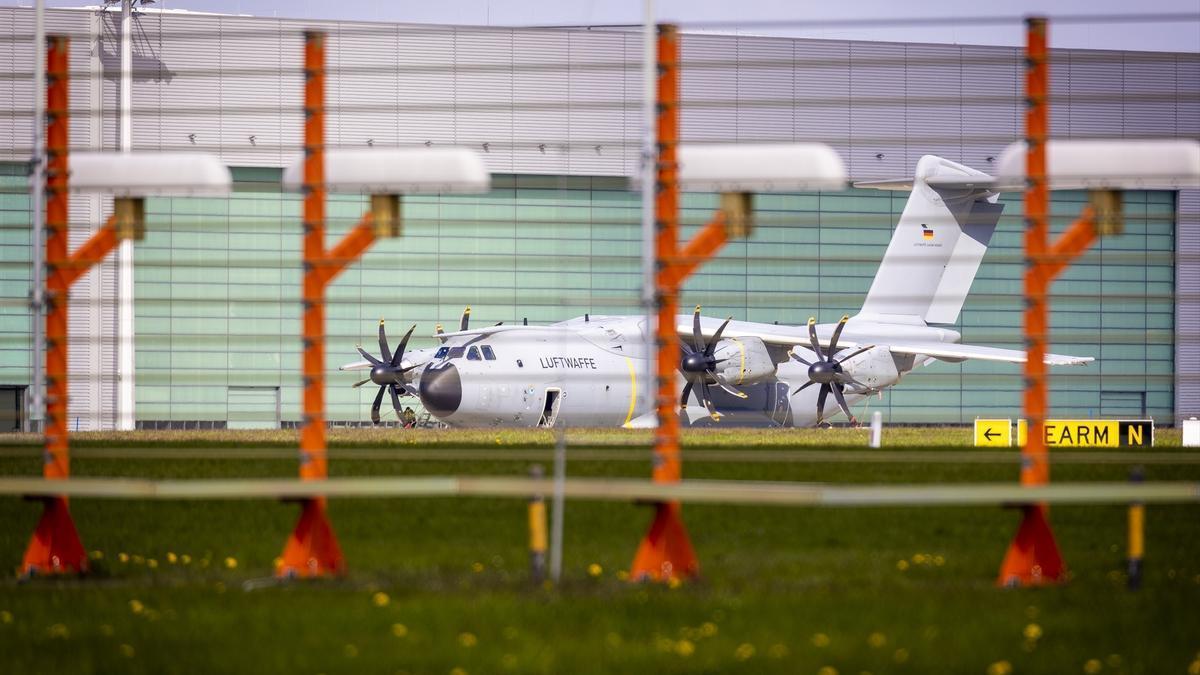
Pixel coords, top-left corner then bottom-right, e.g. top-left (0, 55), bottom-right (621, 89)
top-left (997, 504), bottom-right (1065, 586)
top-left (276, 498), bottom-right (344, 578)
top-left (21, 496), bottom-right (87, 577)
top-left (631, 501), bottom-right (699, 582)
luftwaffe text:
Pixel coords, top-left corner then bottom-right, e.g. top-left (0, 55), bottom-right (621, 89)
top-left (539, 356), bottom-right (598, 369)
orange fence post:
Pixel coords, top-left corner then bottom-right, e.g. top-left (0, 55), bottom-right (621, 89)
top-left (23, 36), bottom-right (126, 577)
top-left (278, 31), bottom-right (381, 578)
top-left (999, 16), bottom-right (1065, 587)
top-left (631, 24), bottom-right (699, 583)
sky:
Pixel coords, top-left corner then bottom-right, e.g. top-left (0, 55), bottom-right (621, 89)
top-left (11, 0), bottom-right (1200, 52)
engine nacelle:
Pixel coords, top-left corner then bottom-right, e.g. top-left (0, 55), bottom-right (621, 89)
top-left (712, 336), bottom-right (777, 386)
top-left (838, 345), bottom-right (900, 390)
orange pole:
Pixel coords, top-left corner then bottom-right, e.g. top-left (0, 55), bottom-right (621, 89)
top-left (300, 31), bottom-right (329, 476)
top-left (317, 214), bottom-right (377, 285)
top-left (59, 218), bottom-right (119, 289)
top-left (1042, 206), bottom-right (1098, 281)
top-left (999, 16), bottom-right (1065, 587)
top-left (22, 34), bottom-right (88, 577)
top-left (630, 24), bottom-right (699, 583)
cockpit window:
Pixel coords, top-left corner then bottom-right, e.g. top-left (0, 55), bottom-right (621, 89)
top-left (434, 346), bottom-right (449, 359)
top-left (481, 345), bottom-right (496, 361)
top-left (467, 346), bottom-right (481, 360)
top-left (447, 346), bottom-right (465, 359)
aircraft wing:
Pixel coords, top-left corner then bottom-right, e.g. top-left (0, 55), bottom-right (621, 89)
top-left (433, 324), bottom-right (570, 340)
top-left (885, 342), bottom-right (1094, 366)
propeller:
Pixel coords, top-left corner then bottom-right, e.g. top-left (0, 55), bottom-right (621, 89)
top-left (436, 307), bottom-right (472, 343)
top-left (680, 305), bottom-right (748, 419)
top-left (353, 319), bottom-right (418, 424)
top-left (789, 315), bottom-right (875, 425)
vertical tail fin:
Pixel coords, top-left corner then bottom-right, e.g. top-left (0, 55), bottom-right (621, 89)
top-left (856, 155), bottom-right (1004, 325)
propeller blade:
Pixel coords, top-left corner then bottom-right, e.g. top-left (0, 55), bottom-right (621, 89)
top-left (691, 306), bottom-right (705, 352)
top-left (494, 321), bottom-right (504, 326)
top-left (835, 345), bottom-right (875, 365)
top-left (680, 380), bottom-right (694, 408)
top-left (378, 319), bottom-right (392, 364)
top-left (460, 306), bottom-right (471, 332)
top-left (807, 317), bottom-right (824, 361)
top-left (436, 323), bottom-right (446, 344)
top-left (705, 316), bottom-right (732, 357)
top-left (356, 346), bottom-right (382, 366)
top-left (828, 315), bottom-right (849, 354)
top-left (370, 385), bottom-right (386, 425)
top-left (831, 383), bottom-right (858, 424)
top-left (790, 379), bottom-right (817, 396)
top-left (790, 350), bottom-right (813, 367)
top-left (389, 384), bottom-right (403, 416)
top-left (698, 381), bottom-right (721, 420)
top-left (712, 378), bottom-right (748, 400)
top-left (352, 378), bottom-right (370, 388)
top-left (391, 324), bottom-right (416, 368)
top-left (816, 383), bottom-right (830, 424)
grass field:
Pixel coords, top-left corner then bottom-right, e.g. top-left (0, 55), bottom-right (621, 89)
top-left (1, 427), bottom-right (1198, 674)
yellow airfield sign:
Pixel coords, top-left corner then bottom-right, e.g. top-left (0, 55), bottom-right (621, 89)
top-left (1016, 419), bottom-right (1154, 448)
top-left (973, 419), bottom-right (1012, 447)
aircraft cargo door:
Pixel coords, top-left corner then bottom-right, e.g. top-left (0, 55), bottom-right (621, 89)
top-left (538, 388), bottom-right (562, 428)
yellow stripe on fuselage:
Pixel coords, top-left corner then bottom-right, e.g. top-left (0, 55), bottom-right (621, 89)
top-left (623, 357), bottom-right (637, 426)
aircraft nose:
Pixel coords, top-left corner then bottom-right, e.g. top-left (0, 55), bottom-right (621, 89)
top-left (419, 362), bottom-right (461, 417)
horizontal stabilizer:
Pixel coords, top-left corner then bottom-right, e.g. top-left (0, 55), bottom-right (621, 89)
top-left (886, 341), bottom-right (1093, 366)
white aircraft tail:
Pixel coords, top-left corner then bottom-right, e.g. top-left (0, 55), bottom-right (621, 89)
top-left (856, 155), bottom-right (1004, 325)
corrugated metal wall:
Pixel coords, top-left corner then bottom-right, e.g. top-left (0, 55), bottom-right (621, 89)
top-left (0, 6), bottom-right (1196, 426)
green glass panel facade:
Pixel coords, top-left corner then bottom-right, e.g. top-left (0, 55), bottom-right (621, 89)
top-left (0, 165), bottom-right (1176, 425)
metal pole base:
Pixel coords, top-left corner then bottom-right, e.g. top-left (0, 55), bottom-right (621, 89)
top-left (276, 497), bottom-right (345, 578)
top-left (630, 500), bottom-right (699, 583)
top-left (20, 496), bottom-right (88, 577)
top-left (998, 503), bottom-right (1066, 587)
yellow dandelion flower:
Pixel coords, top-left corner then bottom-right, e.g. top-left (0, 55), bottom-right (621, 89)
top-left (817, 667), bottom-right (838, 675)
top-left (47, 623), bottom-right (69, 639)
top-left (767, 643), bottom-right (789, 659)
top-left (616, 570), bottom-right (629, 581)
top-left (391, 623), bottom-right (408, 638)
top-left (118, 553), bottom-right (130, 563)
top-left (896, 560), bottom-right (909, 571)
top-left (893, 648), bottom-right (909, 663)
top-left (812, 633), bottom-right (831, 648)
top-left (1023, 623), bottom-right (1042, 640)
top-left (1083, 658), bottom-right (1102, 674)
top-left (223, 557), bottom-right (237, 569)
top-left (699, 622), bottom-right (718, 638)
top-left (867, 632), bottom-right (887, 648)
top-left (89, 550), bottom-right (103, 560)
top-left (129, 599), bottom-right (144, 615)
top-left (119, 644), bottom-right (135, 658)
top-left (181, 554), bottom-right (192, 565)
top-left (166, 552), bottom-right (177, 564)
top-left (933, 555), bottom-right (945, 566)
top-left (0, 611), bottom-right (13, 624)
top-left (912, 553), bottom-right (927, 564)
top-left (372, 592), bottom-right (390, 608)
top-left (674, 639), bottom-right (695, 657)
top-left (1189, 659), bottom-right (1200, 675)
top-left (587, 563), bottom-right (603, 577)
top-left (734, 643), bottom-right (756, 661)
top-left (668, 576), bottom-right (683, 589)
top-left (471, 562), bottom-right (484, 573)
top-left (343, 644), bottom-right (358, 658)
top-left (458, 632), bottom-right (478, 648)
top-left (987, 660), bottom-right (1013, 675)
top-left (147, 559), bottom-right (158, 569)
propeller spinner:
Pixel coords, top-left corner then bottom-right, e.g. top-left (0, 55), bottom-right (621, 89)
top-left (790, 315), bottom-right (875, 425)
top-left (680, 306), bottom-right (748, 419)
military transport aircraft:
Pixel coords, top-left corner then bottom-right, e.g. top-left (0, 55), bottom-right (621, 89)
top-left (341, 155), bottom-right (1093, 428)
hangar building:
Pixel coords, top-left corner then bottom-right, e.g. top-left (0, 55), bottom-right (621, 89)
top-left (0, 7), bottom-right (1196, 428)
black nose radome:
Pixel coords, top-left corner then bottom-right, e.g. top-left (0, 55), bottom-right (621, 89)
top-left (419, 363), bottom-right (461, 417)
